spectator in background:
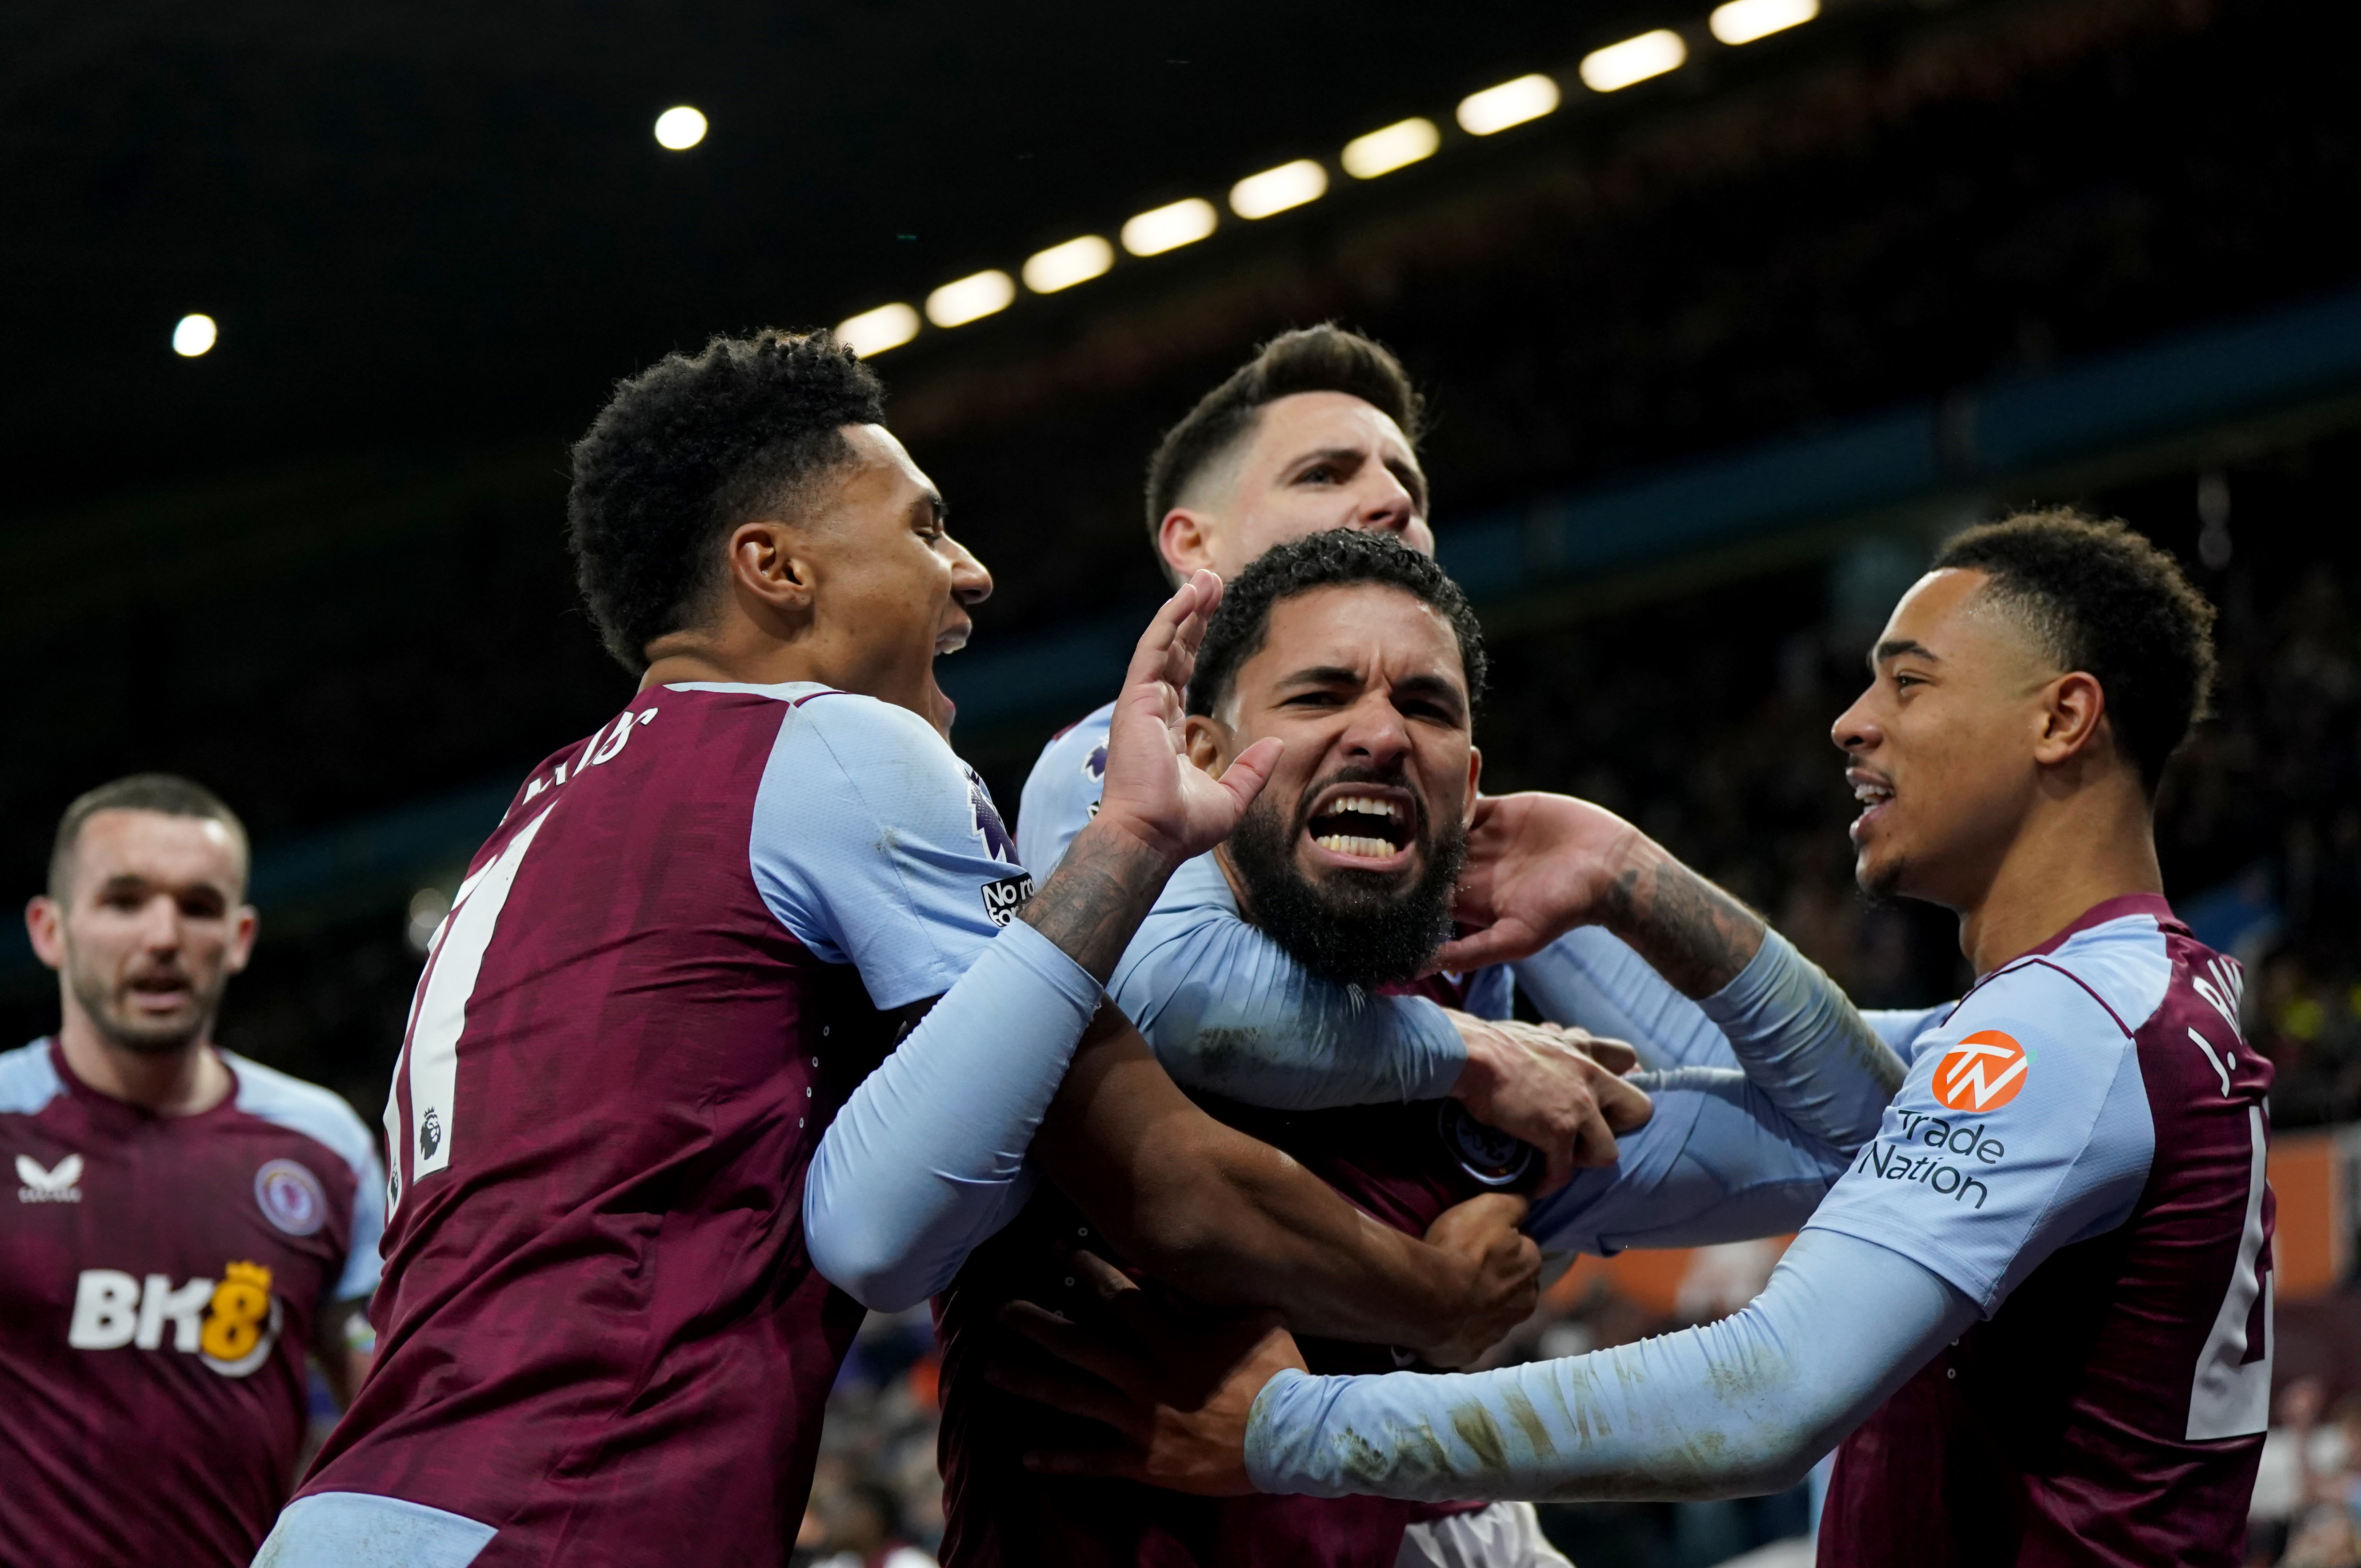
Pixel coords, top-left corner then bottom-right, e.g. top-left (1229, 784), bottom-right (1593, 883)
top-left (0, 774), bottom-right (384, 1567)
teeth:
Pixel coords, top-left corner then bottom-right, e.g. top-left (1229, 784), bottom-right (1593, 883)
top-left (1328, 794), bottom-right (1400, 820)
top-left (1316, 834), bottom-right (1397, 858)
top-left (1852, 782), bottom-right (1893, 804)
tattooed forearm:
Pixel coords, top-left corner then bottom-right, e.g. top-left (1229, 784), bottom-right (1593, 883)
top-left (1598, 848), bottom-right (1767, 998)
top-left (1020, 819), bottom-right (1176, 982)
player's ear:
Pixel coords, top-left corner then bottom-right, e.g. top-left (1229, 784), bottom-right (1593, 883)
top-left (225, 905), bottom-right (259, 976)
top-left (1183, 715), bottom-right (1232, 773)
top-left (24, 896), bottom-right (64, 971)
top-left (727, 520), bottom-right (817, 620)
top-left (2033, 671), bottom-right (2108, 768)
top-left (1158, 509), bottom-right (1217, 580)
top-left (1462, 746), bottom-right (1483, 825)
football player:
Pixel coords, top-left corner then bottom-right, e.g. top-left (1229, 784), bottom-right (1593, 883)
top-left (259, 330), bottom-right (1541, 1568)
top-left (3, 774), bottom-right (383, 1567)
top-left (1011, 511), bottom-right (2271, 1568)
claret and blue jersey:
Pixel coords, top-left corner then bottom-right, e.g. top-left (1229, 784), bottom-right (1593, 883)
top-left (0, 1038), bottom-right (383, 1568)
top-left (1813, 893), bottom-right (2272, 1565)
top-left (288, 681), bottom-right (1035, 1568)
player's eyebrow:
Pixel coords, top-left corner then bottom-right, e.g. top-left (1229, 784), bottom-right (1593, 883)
top-left (1871, 637), bottom-right (1940, 671)
top-left (1274, 664), bottom-right (1365, 692)
top-left (1389, 671), bottom-right (1467, 719)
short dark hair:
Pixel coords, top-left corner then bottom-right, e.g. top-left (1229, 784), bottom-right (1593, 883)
top-left (1186, 529), bottom-right (1486, 721)
top-left (50, 774), bottom-right (249, 900)
top-left (1144, 325), bottom-right (1425, 565)
top-left (568, 329), bottom-right (889, 671)
top-left (1933, 508), bottom-right (2217, 791)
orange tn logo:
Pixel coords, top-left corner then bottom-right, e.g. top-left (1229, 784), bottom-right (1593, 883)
top-left (1933, 1030), bottom-right (2030, 1112)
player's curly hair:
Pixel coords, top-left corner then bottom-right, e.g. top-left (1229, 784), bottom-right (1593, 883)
top-left (1144, 325), bottom-right (1425, 579)
top-left (1933, 507), bottom-right (2217, 792)
top-left (568, 329), bottom-right (888, 671)
top-left (1186, 528), bottom-right (1486, 720)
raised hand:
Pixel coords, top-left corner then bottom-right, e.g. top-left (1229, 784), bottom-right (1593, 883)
top-left (990, 1251), bottom-right (1305, 1496)
top-left (1449, 1015), bottom-right (1654, 1194)
top-left (1094, 569), bottom-right (1284, 869)
top-left (1025, 572), bottom-right (1283, 980)
top-left (1431, 792), bottom-right (1642, 973)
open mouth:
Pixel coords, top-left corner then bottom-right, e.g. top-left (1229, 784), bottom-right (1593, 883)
top-left (1303, 786), bottom-right (1417, 865)
top-left (127, 974), bottom-right (193, 1010)
top-left (1848, 770), bottom-right (1895, 840)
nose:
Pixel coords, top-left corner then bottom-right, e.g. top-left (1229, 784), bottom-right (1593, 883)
top-left (1832, 686), bottom-right (1880, 756)
top-left (944, 533), bottom-right (992, 606)
top-left (1337, 688), bottom-right (1414, 771)
top-left (1346, 465), bottom-right (1419, 538)
top-left (133, 893), bottom-right (183, 953)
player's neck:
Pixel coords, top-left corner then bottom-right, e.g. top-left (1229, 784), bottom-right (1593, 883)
top-left (1956, 779), bottom-right (2162, 976)
top-left (56, 1012), bottom-right (233, 1117)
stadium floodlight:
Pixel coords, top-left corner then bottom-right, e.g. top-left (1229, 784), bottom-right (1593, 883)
top-left (653, 106), bottom-right (708, 150)
top-left (836, 302), bottom-right (920, 357)
top-left (1340, 117), bottom-right (1440, 179)
top-left (172, 313), bottom-right (216, 357)
top-left (1022, 235), bottom-right (1115, 293)
top-left (1120, 197), bottom-right (1218, 257)
top-left (924, 269), bottom-right (1016, 328)
top-left (1579, 29), bottom-right (1689, 92)
top-left (1709, 0), bottom-right (1819, 44)
top-left (1456, 74), bottom-right (1561, 136)
top-left (1229, 159), bottom-right (1328, 219)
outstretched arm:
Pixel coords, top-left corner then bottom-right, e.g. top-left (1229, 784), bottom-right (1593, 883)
top-left (1439, 794), bottom-right (1904, 1150)
top-left (1245, 1230), bottom-right (1975, 1501)
top-left (999, 1228), bottom-right (1973, 1501)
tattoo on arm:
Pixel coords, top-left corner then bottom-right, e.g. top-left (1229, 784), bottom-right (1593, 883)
top-left (1601, 853), bottom-right (1767, 998)
top-left (1020, 821), bottom-right (1173, 983)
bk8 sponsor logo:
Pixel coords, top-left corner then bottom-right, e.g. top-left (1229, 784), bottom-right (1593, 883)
top-left (68, 1260), bottom-right (282, 1377)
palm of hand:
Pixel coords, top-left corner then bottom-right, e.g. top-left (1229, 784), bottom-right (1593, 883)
top-left (1441, 793), bottom-right (1639, 969)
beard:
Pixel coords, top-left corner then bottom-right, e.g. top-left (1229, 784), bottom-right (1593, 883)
top-left (69, 958), bottom-right (223, 1056)
top-left (1226, 771), bottom-right (1468, 991)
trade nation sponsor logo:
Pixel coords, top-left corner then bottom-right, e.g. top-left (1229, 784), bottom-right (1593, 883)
top-left (1853, 1030), bottom-right (2027, 1209)
top-left (1932, 1029), bottom-right (2030, 1112)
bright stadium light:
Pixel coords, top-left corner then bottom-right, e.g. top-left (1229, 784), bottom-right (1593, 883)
top-left (1341, 117), bottom-right (1440, 179)
top-left (836, 302), bottom-right (920, 357)
top-left (1580, 29), bottom-right (1689, 92)
top-left (925, 269), bottom-right (1016, 328)
top-left (653, 105), bottom-right (708, 150)
top-left (1456, 74), bottom-right (1561, 136)
top-left (1120, 197), bottom-right (1218, 257)
top-left (1229, 159), bottom-right (1328, 219)
top-left (1022, 235), bottom-right (1115, 293)
top-left (172, 314), bottom-right (216, 357)
top-left (1710, 0), bottom-right (1819, 44)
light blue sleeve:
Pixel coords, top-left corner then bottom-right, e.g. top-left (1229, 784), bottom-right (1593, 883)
top-left (1802, 958), bottom-right (2155, 1312)
top-left (804, 919), bottom-right (1105, 1311)
top-left (1246, 1228), bottom-right (1980, 1501)
top-left (1525, 1065), bottom-right (1852, 1256)
top-left (1693, 931), bottom-right (1906, 1153)
top-left (1863, 1004), bottom-right (1955, 1060)
top-left (1511, 927), bottom-right (1738, 1071)
top-left (1107, 854), bottom-right (1467, 1109)
top-left (752, 691), bottom-right (1036, 1011)
top-left (1016, 702), bottom-right (1114, 876)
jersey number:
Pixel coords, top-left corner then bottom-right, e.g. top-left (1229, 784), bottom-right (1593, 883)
top-left (2186, 1104), bottom-right (2272, 1440)
top-left (385, 807), bottom-right (552, 1214)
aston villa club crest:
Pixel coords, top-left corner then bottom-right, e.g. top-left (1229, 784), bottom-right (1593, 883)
top-left (1436, 1101), bottom-right (1537, 1188)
